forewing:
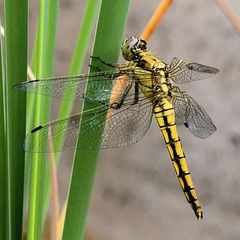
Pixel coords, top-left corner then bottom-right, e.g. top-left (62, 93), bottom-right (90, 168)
top-left (167, 57), bottom-right (219, 84)
top-left (171, 87), bottom-right (216, 138)
top-left (13, 69), bottom-right (135, 102)
top-left (24, 91), bottom-right (153, 152)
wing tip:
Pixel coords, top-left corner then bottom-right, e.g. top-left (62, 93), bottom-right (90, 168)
top-left (191, 126), bottom-right (217, 139)
top-left (210, 67), bottom-right (219, 75)
top-left (187, 63), bottom-right (219, 75)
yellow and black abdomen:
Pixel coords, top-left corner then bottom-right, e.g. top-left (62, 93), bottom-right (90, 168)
top-left (154, 98), bottom-right (203, 219)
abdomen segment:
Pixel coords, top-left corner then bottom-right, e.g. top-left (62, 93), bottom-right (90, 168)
top-left (154, 100), bottom-right (203, 219)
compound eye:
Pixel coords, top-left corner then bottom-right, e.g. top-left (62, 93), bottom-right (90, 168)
top-left (140, 39), bottom-right (147, 46)
top-left (139, 39), bottom-right (147, 51)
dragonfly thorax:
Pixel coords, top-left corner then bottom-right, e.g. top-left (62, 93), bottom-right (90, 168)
top-left (153, 82), bottom-right (170, 99)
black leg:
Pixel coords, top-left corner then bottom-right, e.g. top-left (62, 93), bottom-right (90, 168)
top-left (88, 64), bottom-right (101, 72)
top-left (110, 80), bottom-right (134, 109)
top-left (133, 82), bottom-right (139, 105)
top-left (90, 56), bottom-right (118, 68)
top-left (90, 56), bottom-right (128, 69)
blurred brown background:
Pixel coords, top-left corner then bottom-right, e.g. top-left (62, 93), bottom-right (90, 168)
top-left (28, 0), bottom-right (240, 239)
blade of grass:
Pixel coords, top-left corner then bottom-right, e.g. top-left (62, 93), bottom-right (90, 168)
top-left (23, 23), bottom-right (38, 224)
top-left (27, 0), bottom-right (59, 239)
top-left (37, 0), bottom-right (100, 232)
top-left (33, 2), bottom-right (101, 236)
top-left (68, 0), bottom-right (101, 75)
top-left (25, 1), bottom-right (98, 235)
top-left (55, 0), bottom-right (100, 153)
top-left (62, 1), bottom-right (130, 239)
top-left (48, 130), bottom-right (59, 240)
top-left (4, 0), bottom-right (28, 239)
top-left (56, 0), bottom-right (100, 125)
top-left (27, 5), bottom-right (48, 239)
top-left (26, 26), bottom-right (39, 132)
top-left (40, 0), bottom-right (100, 229)
top-left (41, 0), bottom-right (59, 220)
top-left (0, 19), bottom-right (6, 240)
top-left (0, 24), bottom-right (36, 220)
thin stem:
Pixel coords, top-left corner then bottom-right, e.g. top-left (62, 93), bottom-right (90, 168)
top-left (0, 25), bottom-right (36, 80)
top-left (141, 0), bottom-right (173, 40)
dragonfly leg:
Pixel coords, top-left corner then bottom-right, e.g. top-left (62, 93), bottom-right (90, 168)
top-left (90, 56), bottom-right (128, 69)
top-left (88, 64), bottom-right (101, 72)
top-left (111, 80), bottom-right (135, 109)
top-left (90, 56), bottom-right (119, 68)
top-left (111, 81), bottom-right (140, 110)
top-left (133, 82), bottom-right (139, 105)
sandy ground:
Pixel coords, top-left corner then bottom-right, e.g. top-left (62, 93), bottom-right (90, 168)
top-left (26, 0), bottom-right (240, 239)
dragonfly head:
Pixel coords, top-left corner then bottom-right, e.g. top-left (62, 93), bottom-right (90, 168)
top-left (121, 36), bottom-right (147, 61)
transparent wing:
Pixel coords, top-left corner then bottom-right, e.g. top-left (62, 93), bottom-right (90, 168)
top-left (171, 86), bottom-right (216, 138)
top-left (13, 69), bottom-right (137, 102)
top-left (13, 68), bottom-right (155, 104)
top-left (167, 57), bottom-right (219, 84)
top-left (24, 90), bottom-right (153, 152)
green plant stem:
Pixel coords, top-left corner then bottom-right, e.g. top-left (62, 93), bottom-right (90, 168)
top-left (27, 0), bottom-right (58, 239)
top-left (56, 0), bottom-right (100, 153)
top-left (41, 0), bottom-right (59, 219)
top-left (0, 21), bottom-right (6, 240)
top-left (4, 0), bottom-right (28, 239)
top-left (62, 1), bottom-right (130, 239)
top-left (27, 0), bottom-right (47, 235)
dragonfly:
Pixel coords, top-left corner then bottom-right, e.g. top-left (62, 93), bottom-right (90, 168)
top-left (14, 36), bottom-right (219, 219)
